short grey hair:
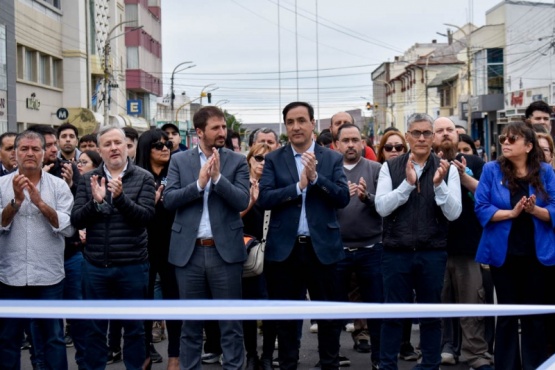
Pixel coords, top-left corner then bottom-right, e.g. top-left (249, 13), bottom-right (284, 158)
top-left (97, 125), bottom-right (126, 145)
top-left (253, 127), bottom-right (279, 143)
top-left (407, 113), bottom-right (434, 129)
top-left (15, 130), bottom-right (45, 150)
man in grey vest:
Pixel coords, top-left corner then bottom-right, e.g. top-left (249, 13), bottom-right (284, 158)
top-left (375, 113), bottom-right (462, 370)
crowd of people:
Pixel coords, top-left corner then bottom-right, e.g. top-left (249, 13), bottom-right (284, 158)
top-left (0, 99), bottom-right (554, 370)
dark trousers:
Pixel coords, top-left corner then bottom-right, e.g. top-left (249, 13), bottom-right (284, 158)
top-left (62, 251), bottom-right (86, 368)
top-left (265, 238), bottom-right (342, 370)
top-left (0, 281), bottom-right (67, 370)
top-left (82, 260), bottom-right (149, 370)
top-left (144, 252), bottom-right (181, 358)
top-left (242, 273), bottom-right (268, 358)
top-left (336, 245), bottom-right (383, 365)
top-left (491, 255), bottom-right (548, 370)
top-left (175, 245), bottom-right (244, 370)
top-left (380, 250), bottom-right (447, 370)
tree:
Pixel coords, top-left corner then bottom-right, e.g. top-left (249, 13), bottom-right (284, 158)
top-left (224, 110), bottom-right (242, 133)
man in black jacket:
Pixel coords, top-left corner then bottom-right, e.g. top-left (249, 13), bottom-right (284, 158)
top-left (432, 117), bottom-right (492, 370)
top-left (72, 126), bottom-right (155, 370)
top-left (375, 113), bottom-right (462, 370)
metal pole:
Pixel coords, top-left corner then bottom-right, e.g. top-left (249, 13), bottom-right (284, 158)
top-left (170, 61), bottom-right (194, 117)
top-left (103, 20), bottom-right (142, 126)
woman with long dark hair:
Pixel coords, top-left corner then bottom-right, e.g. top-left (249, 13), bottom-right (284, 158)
top-left (135, 128), bottom-right (180, 370)
top-left (474, 121), bottom-right (555, 369)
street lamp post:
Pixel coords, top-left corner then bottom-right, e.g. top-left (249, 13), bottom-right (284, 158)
top-left (170, 61), bottom-right (195, 115)
top-left (103, 21), bottom-right (143, 126)
top-left (444, 23), bottom-right (472, 129)
top-left (214, 99), bottom-right (229, 108)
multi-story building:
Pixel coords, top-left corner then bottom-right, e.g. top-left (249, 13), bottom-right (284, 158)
top-left (5, 0), bottom-right (161, 136)
top-left (0, 1), bottom-right (16, 132)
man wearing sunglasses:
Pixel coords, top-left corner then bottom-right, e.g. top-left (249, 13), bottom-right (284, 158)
top-left (432, 117), bottom-right (492, 370)
top-left (375, 113), bottom-right (462, 370)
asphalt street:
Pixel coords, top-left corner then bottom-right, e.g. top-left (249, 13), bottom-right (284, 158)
top-left (20, 321), bottom-right (473, 370)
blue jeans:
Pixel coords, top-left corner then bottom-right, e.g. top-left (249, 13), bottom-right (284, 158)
top-left (379, 250), bottom-right (447, 370)
top-left (0, 281), bottom-right (67, 370)
top-left (175, 245), bottom-right (244, 370)
top-left (336, 245), bottom-right (384, 365)
top-left (82, 260), bottom-right (149, 370)
top-left (62, 251), bottom-right (86, 368)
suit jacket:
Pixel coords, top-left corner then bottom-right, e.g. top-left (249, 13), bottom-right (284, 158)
top-left (475, 161), bottom-right (555, 267)
top-left (258, 143), bottom-right (350, 264)
top-left (163, 147), bottom-right (250, 267)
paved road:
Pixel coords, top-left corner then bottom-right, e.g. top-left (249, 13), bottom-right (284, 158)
top-left (20, 321), bottom-right (472, 369)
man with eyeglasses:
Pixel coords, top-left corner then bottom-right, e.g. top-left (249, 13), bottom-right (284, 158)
top-left (525, 100), bottom-right (553, 132)
top-left (432, 117), bottom-right (492, 370)
top-left (375, 113), bottom-right (462, 370)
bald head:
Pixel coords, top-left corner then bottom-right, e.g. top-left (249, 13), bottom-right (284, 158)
top-left (330, 112), bottom-right (354, 140)
top-left (433, 117), bottom-right (458, 159)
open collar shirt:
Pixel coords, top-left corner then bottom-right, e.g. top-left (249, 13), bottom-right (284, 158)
top-left (0, 170), bottom-right (75, 286)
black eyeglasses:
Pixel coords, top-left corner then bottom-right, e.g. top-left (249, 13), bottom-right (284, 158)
top-left (407, 130), bottom-right (434, 139)
top-left (383, 144), bottom-right (405, 152)
top-left (151, 141), bottom-right (173, 151)
top-left (253, 155), bottom-right (265, 163)
top-left (499, 134), bottom-right (519, 145)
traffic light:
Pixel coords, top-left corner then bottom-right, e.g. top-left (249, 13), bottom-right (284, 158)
top-left (207, 92), bottom-right (212, 104)
top-left (366, 102), bottom-right (372, 110)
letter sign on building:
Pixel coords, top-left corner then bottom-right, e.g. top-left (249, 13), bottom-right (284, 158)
top-left (127, 99), bottom-right (142, 115)
top-left (56, 108), bottom-right (68, 120)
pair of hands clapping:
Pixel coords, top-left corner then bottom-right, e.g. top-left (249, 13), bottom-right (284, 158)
top-left (405, 152), bottom-right (450, 187)
top-left (90, 175), bottom-right (123, 203)
top-left (199, 147), bottom-right (222, 190)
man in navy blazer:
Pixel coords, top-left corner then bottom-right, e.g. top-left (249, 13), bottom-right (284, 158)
top-left (258, 101), bottom-right (350, 370)
top-left (164, 106), bottom-right (250, 370)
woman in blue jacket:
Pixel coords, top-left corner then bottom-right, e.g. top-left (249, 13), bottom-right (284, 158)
top-left (475, 121), bottom-right (555, 370)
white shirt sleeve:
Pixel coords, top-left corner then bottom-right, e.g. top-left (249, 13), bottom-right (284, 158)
top-left (434, 164), bottom-right (462, 221)
top-left (375, 162), bottom-right (416, 217)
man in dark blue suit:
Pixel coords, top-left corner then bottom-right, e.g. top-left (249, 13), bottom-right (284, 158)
top-left (258, 101), bottom-right (350, 370)
top-left (164, 106), bottom-right (250, 370)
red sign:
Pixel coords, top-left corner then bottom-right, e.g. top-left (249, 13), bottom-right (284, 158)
top-left (511, 91), bottom-right (524, 106)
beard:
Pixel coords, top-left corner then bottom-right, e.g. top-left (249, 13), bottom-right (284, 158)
top-left (435, 140), bottom-right (457, 161)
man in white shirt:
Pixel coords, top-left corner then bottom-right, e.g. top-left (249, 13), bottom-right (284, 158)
top-left (375, 113), bottom-right (462, 370)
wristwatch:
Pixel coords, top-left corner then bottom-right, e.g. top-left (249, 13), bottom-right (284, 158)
top-left (10, 198), bottom-right (20, 211)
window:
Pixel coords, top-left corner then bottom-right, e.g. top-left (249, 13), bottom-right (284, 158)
top-left (39, 54), bottom-right (50, 85)
top-left (487, 48), bottom-right (504, 95)
top-left (52, 59), bottom-right (62, 88)
top-left (0, 25), bottom-right (6, 91)
top-left (127, 47), bottom-right (138, 69)
top-left (17, 45), bottom-right (62, 88)
top-left (440, 86), bottom-right (452, 107)
top-left (42, 0), bottom-right (61, 9)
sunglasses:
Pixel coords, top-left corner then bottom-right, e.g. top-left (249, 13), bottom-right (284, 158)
top-left (383, 144), bottom-right (405, 152)
top-left (252, 155), bottom-right (265, 163)
top-left (498, 134), bottom-right (519, 145)
top-left (151, 141), bottom-right (173, 151)
top-left (408, 130), bottom-right (434, 139)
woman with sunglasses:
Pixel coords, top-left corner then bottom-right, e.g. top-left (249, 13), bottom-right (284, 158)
top-left (474, 121), bottom-right (555, 370)
top-left (240, 142), bottom-right (276, 370)
top-left (376, 130), bottom-right (408, 164)
top-left (135, 129), bottom-right (180, 370)
top-left (375, 130), bottom-right (420, 361)
top-left (77, 150), bottom-right (102, 175)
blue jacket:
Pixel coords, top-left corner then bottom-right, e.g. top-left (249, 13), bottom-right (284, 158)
top-left (474, 161), bottom-right (555, 267)
top-left (258, 144), bottom-right (350, 264)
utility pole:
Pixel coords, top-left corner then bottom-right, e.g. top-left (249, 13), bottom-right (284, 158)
top-left (103, 21), bottom-right (143, 126)
top-left (445, 23), bottom-right (472, 129)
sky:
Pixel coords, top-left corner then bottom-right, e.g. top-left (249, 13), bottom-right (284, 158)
top-left (161, 0), bottom-right (554, 126)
